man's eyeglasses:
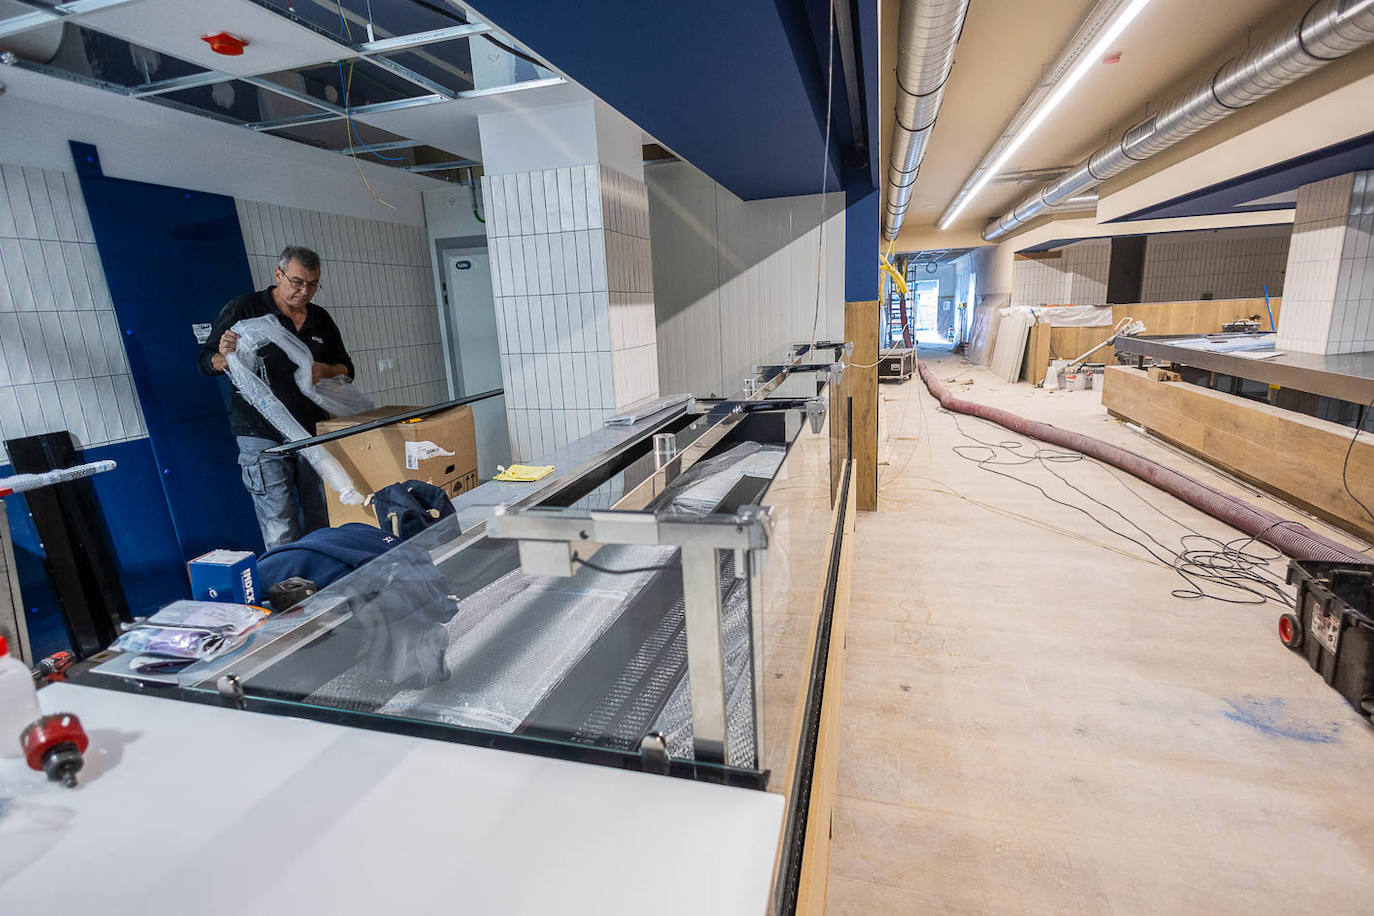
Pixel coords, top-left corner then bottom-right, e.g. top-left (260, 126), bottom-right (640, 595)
top-left (277, 272), bottom-right (321, 293)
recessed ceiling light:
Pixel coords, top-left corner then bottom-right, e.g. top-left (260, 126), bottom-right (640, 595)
top-left (938, 0), bottom-right (1154, 230)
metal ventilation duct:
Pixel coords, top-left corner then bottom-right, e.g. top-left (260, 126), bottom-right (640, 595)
top-left (983, 0), bottom-right (1374, 242)
top-left (884, 0), bottom-right (971, 241)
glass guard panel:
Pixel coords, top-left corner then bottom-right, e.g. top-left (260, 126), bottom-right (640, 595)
top-left (188, 435), bottom-right (789, 773)
top-left (12, 23), bottom-right (208, 90)
top-left (253, 0), bottom-right (471, 39)
top-left (378, 37), bottom-right (475, 95)
top-left (83, 351), bottom-right (834, 788)
top-left (157, 79), bottom-right (323, 125)
top-left (259, 59), bottom-right (430, 109)
top-left (264, 120), bottom-right (426, 159)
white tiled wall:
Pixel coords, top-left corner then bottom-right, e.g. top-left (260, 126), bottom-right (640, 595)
top-left (482, 163), bottom-right (658, 461)
top-left (0, 162), bottom-right (146, 465)
top-left (1010, 239), bottom-right (1109, 309)
top-left (1141, 226), bottom-right (1290, 302)
top-left (603, 166), bottom-right (658, 410)
top-left (1331, 172), bottom-right (1374, 354)
top-left (1277, 172), bottom-right (1374, 355)
top-left (1013, 229), bottom-right (1291, 311)
top-left (646, 161), bottom-right (845, 399)
top-left (235, 201), bottom-right (446, 408)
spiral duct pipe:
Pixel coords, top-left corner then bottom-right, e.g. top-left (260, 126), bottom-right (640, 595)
top-left (983, 0), bottom-right (1374, 241)
top-left (884, 0), bottom-right (971, 241)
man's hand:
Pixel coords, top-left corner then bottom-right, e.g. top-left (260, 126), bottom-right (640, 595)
top-left (210, 329), bottom-right (239, 373)
top-left (312, 362), bottom-right (349, 385)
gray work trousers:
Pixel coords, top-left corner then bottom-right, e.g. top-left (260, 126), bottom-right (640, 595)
top-left (236, 435), bottom-right (329, 549)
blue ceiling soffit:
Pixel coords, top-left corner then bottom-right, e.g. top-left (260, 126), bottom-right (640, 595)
top-left (1111, 129), bottom-right (1374, 222)
top-left (1019, 237), bottom-right (1086, 253)
top-left (467, 1), bottom-right (878, 200)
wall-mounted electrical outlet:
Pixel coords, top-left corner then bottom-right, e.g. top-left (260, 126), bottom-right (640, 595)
top-left (378, 358), bottom-right (396, 372)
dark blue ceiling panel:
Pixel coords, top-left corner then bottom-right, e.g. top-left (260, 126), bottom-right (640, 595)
top-left (468, 0), bottom-right (878, 200)
top-left (1111, 129), bottom-right (1374, 222)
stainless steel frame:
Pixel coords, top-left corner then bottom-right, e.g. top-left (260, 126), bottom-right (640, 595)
top-left (1115, 335), bottom-right (1374, 405)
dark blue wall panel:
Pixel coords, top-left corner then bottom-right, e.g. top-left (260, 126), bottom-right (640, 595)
top-left (1111, 129), bottom-right (1374, 223)
top-left (845, 172), bottom-right (880, 301)
top-left (71, 142), bottom-right (263, 561)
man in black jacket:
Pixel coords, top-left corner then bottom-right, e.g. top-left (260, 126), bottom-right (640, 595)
top-left (199, 245), bottom-right (354, 548)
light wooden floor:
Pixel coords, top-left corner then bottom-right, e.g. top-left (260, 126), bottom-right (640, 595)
top-left (824, 349), bottom-right (1374, 914)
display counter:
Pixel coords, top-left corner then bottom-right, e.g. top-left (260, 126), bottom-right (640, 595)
top-left (18, 343), bottom-right (856, 914)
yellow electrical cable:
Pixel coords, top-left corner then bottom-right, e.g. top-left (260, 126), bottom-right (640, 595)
top-left (337, 15), bottom-right (397, 212)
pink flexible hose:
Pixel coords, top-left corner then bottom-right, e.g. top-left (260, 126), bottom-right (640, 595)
top-left (918, 361), bottom-right (1367, 564)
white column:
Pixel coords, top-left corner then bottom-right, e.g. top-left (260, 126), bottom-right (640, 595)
top-left (478, 100), bottom-right (658, 460)
top-left (1276, 171), bottom-right (1374, 355)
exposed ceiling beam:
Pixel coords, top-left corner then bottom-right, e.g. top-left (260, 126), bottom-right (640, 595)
top-left (359, 23), bottom-right (490, 54)
top-left (329, 138), bottom-right (424, 155)
top-left (405, 159), bottom-right (480, 173)
top-left (129, 70), bottom-right (236, 98)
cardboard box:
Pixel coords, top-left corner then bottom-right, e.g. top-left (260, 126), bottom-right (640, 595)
top-left (188, 550), bottom-right (260, 605)
top-left (318, 405), bottom-right (478, 528)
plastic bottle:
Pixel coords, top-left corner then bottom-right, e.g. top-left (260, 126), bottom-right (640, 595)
top-left (0, 635), bottom-right (42, 759)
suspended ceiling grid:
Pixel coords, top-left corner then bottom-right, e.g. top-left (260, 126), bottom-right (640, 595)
top-left (0, 0), bottom-right (572, 181)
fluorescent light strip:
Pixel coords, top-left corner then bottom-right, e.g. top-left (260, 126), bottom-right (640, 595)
top-left (938, 0), bottom-right (1153, 230)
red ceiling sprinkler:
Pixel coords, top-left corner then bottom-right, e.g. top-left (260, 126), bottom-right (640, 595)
top-left (201, 32), bottom-right (249, 56)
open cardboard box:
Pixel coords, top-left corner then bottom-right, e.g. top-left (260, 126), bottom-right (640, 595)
top-left (317, 405), bottom-right (479, 528)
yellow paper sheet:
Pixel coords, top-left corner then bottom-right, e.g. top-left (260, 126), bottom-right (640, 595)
top-left (493, 464), bottom-right (555, 482)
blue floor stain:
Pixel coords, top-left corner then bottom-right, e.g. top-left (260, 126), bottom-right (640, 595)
top-left (1223, 696), bottom-right (1343, 744)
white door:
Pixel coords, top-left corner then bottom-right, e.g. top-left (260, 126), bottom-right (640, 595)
top-left (445, 250), bottom-right (510, 477)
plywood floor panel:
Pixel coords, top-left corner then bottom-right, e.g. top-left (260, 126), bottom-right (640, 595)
top-left (827, 348), bottom-right (1374, 914)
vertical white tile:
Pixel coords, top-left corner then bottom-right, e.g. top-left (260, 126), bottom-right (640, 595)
top-left (585, 165), bottom-right (602, 230)
top-left (0, 239), bottom-right (32, 310)
top-left (535, 234), bottom-right (554, 296)
top-left (62, 242), bottom-right (94, 310)
top-left (76, 378), bottom-right (108, 444)
top-left (0, 388), bottom-right (20, 441)
top-left (22, 168), bottom-right (57, 241)
top-left (530, 171), bottom-right (548, 235)
top-left (0, 315), bottom-right (31, 386)
top-left (45, 171), bottom-right (78, 243)
top-left (2, 165), bottom-right (37, 238)
top-left (542, 171), bottom-right (560, 232)
top-left (0, 168), bottom-right (18, 239)
top-left (20, 240), bottom-right (52, 311)
top-left (55, 379), bottom-right (86, 443)
top-left (556, 167), bottom-right (575, 232)
top-left (588, 230), bottom-right (607, 292)
top-left (570, 167), bottom-right (589, 231)
top-left (39, 313), bottom-right (72, 379)
top-left (42, 241), bottom-right (75, 311)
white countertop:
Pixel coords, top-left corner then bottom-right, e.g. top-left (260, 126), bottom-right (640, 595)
top-left (0, 683), bottom-right (782, 915)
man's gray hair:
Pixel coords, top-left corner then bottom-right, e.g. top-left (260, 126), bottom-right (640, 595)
top-left (278, 245), bottom-right (321, 272)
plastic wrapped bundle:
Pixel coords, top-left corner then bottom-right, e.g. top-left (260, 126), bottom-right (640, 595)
top-left (663, 442), bottom-right (785, 515)
top-left (225, 315), bottom-right (368, 505)
top-left (308, 543), bottom-right (676, 731)
top-left (0, 460), bottom-right (116, 497)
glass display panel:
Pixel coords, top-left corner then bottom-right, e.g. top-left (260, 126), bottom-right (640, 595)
top-left (12, 22), bottom-right (207, 89)
top-left (259, 58), bottom-right (431, 110)
top-left (158, 79), bottom-right (321, 125)
top-left (254, 0), bottom-right (471, 40)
